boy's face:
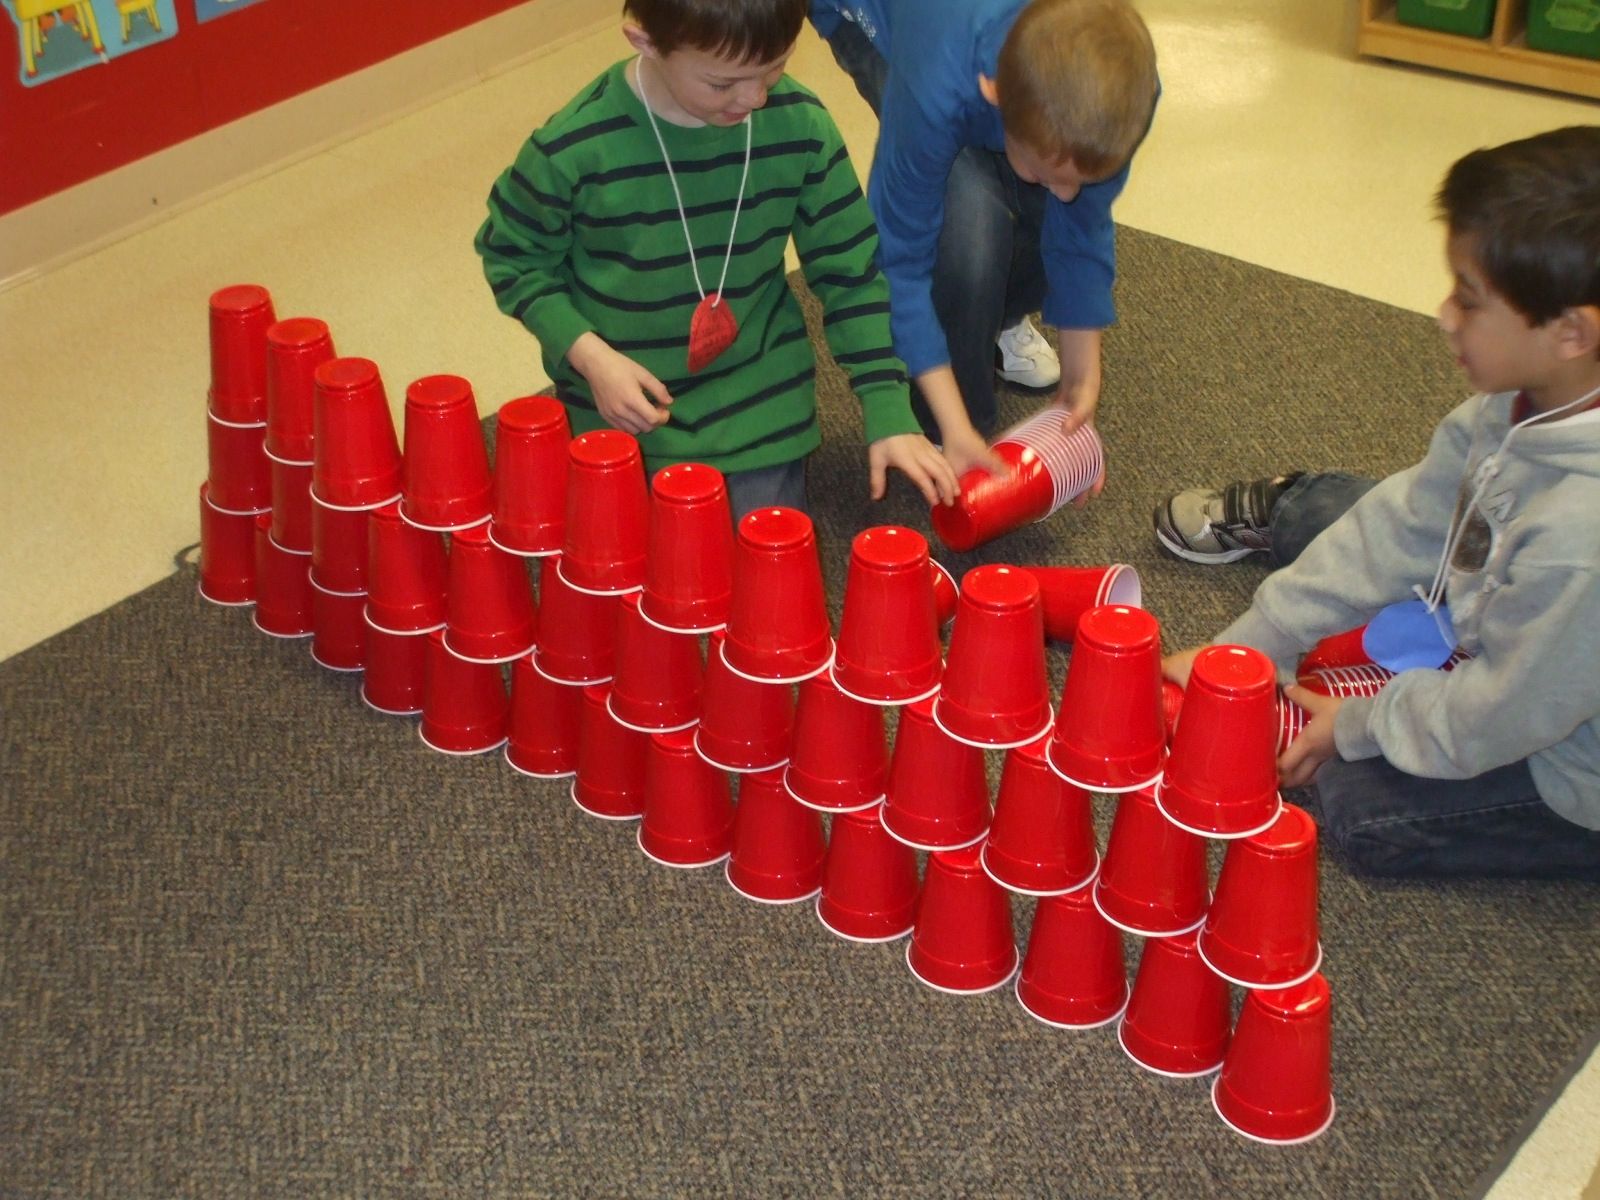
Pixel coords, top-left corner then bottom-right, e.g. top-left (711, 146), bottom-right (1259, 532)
top-left (1438, 232), bottom-right (1555, 397)
top-left (644, 40), bottom-right (794, 127)
top-left (1001, 134), bottom-right (1106, 204)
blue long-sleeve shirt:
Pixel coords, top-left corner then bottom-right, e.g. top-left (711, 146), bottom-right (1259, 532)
top-left (810, 0), bottom-right (1137, 378)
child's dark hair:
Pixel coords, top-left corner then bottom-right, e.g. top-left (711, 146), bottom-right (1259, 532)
top-left (622, 0), bottom-right (807, 63)
top-left (1436, 125), bottom-right (1600, 326)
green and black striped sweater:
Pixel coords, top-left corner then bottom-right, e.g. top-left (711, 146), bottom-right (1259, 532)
top-left (474, 60), bottom-right (920, 476)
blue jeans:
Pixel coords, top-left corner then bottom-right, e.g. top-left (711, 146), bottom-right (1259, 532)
top-left (822, 21), bottom-right (1048, 439)
top-left (724, 458), bottom-right (807, 522)
top-left (1269, 472), bottom-right (1600, 880)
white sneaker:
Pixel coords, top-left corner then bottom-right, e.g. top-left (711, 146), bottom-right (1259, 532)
top-left (995, 317), bottom-right (1060, 389)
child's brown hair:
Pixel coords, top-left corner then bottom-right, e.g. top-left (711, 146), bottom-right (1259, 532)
top-left (622, 0), bottom-right (807, 64)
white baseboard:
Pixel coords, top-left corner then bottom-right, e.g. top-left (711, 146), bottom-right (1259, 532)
top-left (0, 0), bottom-right (612, 291)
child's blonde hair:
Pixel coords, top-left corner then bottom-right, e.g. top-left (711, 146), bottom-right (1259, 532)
top-left (995, 0), bottom-right (1157, 177)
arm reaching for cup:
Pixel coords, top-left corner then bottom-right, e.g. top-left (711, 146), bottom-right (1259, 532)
top-left (566, 331), bottom-right (673, 436)
top-left (915, 365), bottom-right (1009, 478)
top-left (869, 433), bottom-right (960, 506)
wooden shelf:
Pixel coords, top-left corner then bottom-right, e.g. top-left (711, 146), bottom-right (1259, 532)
top-left (1357, 0), bottom-right (1600, 100)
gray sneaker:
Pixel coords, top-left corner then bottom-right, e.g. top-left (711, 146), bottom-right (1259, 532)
top-left (1153, 473), bottom-right (1302, 564)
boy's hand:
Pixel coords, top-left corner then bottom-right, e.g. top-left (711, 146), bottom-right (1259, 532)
top-left (1278, 684), bottom-right (1342, 788)
top-left (939, 423), bottom-right (1008, 479)
top-left (869, 433), bottom-right (960, 506)
top-left (567, 331), bottom-right (672, 436)
top-left (1161, 646), bottom-right (1203, 690)
top-left (1053, 328), bottom-right (1103, 435)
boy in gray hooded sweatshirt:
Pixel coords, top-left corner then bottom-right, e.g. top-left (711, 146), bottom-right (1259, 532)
top-left (1153, 126), bottom-right (1600, 881)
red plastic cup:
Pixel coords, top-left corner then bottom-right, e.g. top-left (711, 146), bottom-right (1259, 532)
top-left (726, 767), bottom-right (827, 904)
top-left (608, 591), bottom-right (705, 733)
top-left (1199, 803), bottom-right (1322, 990)
top-left (362, 625), bottom-right (427, 715)
top-left (443, 523), bottom-right (537, 664)
top-left (1156, 644), bottom-right (1282, 840)
top-left (907, 844), bottom-right (1018, 995)
top-left (506, 654), bottom-right (583, 779)
top-left (1093, 785), bottom-right (1210, 937)
top-left (269, 457), bottom-right (314, 552)
top-left (933, 564), bottom-right (1053, 748)
top-left (206, 410), bottom-right (271, 513)
top-left (880, 697), bottom-right (991, 851)
top-left (311, 357), bottom-right (403, 509)
top-left (816, 803), bottom-right (920, 943)
top-left (783, 672), bottom-right (888, 813)
top-left (1020, 563), bottom-right (1141, 644)
top-left (930, 559), bottom-right (958, 630)
top-left (488, 396), bottom-right (569, 556)
top-left (264, 317), bottom-right (333, 463)
top-left (1118, 930), bottom-right (1233, 1077)
top-left (982, 734), bottom-right (1098, 896)
top-left (1016, 884), bottom-right (1129, 1029)
top-left (640, 462), bottom-right (734, 634)
top-left (639, 728), bottom-right (735, 868)
top-left (1168, 680), bottom-right (1311, 754)
top-left (1047, 605), bottom-right (1167, 792)
top-left (365, 501), bottom-right (448, 634)
top-left (1296, 625), bottom-right (1370, 674)
top-left (1161, 678), bottom-right (1185, 743)
top-left (309, 578), bottom-right (366, 672)
top-left (722, 507), bottom-right (834, 683)
top-left (310, 493), bottom-right (371, 595)
top-left (695, 631), bottom-right (794, 773)
top-left (419, 628), bottom-right (508, 754)
top-left (831, 526), bottom-right (943, 705)
top-left (198, 483), bottom-right (258, 606)
top-left (572, 685), bottom-right (649, 819)
top-left (251, 514), bottom-right (313, 637)
top-left (558, 429), bottom-right (649, 594)
top-left (208, 284), bottom-right (275, 423)
top-left (399, 374), bottom-right (494, 532)
top-left (531, 556), bottom-right (620, 685)
top-left (1298, 662), bottom-right (1394, 699)
top-left (1212, 974), bottom-right (1336, 1144)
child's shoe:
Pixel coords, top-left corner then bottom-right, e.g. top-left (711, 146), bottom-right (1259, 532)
top-left (1153, 473), bottom-right (1302, 564)
top-left (996, 317), bottom-right (1060, 389)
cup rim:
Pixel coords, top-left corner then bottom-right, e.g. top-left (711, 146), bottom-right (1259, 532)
top-left (905, 941), bottom-right (1019, 996)
top-left (1015, 974), bottom-right (1130, 1031)
top-left (814, 896), bottom-right (914, 944)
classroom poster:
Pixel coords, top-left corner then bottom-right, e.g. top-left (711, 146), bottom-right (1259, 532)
top-left (194, 0), bottom-right (268, 22)
top-left (4, 0), bottom-right (178, 86)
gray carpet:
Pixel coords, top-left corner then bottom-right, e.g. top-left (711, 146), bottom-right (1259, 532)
top-left (4, 228), bottom-right (1599, 1198)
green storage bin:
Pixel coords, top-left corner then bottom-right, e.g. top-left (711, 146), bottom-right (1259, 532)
top-left (1526, 0), bottom-right (1600, 59)
top-left (1396, 0), bottom-right (1496, 38)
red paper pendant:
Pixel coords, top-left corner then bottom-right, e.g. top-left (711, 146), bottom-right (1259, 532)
top-left (688, 295), bottom-right (738, 373)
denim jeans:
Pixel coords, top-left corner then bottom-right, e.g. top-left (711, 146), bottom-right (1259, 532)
top-left (1269, 471), bottom-right (1600, 880)
top-left (724, 457), bottom-right (807, 521)
top-left (822, 20), bottom-right (1048, 438)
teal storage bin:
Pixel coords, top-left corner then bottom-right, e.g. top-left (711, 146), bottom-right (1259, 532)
top-left (1526, 0), bottom-right (1600, 59)
top-left (1395, 0), bottom-right (1497, 38)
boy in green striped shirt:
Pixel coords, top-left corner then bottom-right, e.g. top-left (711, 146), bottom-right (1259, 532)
top-left (475, 0), bottom-right (988, 517)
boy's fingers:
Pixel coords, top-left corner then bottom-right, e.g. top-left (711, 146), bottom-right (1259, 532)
top-left (869, 458), bottom-right (887, 501)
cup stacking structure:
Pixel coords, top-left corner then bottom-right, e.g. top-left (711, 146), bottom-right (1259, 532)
top-left (726, 767), bottom-right (827, 904)
top-left (206, 409), bottom-right (271, 514)
top-left (311, 357), bottom-right (403, 510)
top-left (309, 577), bottom-right (367, 672)
top-left (930, 559), bottom-right (958, 630)
top-left (934, 564), bottom-right (1053, 748)
top-left (532, 556), bottom-right (619, 686)
top-left (1020, 563), bottom-right (1141, 644)
top-left (1156, 644), bottom-right (1282, 840)
top-left (198, 483), bottom-right (259, 605)
top-left (1048, 605), bottom-right (1167, 792)
top-left (1093, 785), bottom-right (1210, 937)
top-left (783, 673), bottom-right (889, 814)
top-left (419, 628), bottom-right (508, 754)
top-left (1212, 974), bottom-right (1336, 1144)
top-left (208, 284), bottom-right (275, 423)
top-left (1296, 625), bottom-right (1372, 675)
top-left (489, 396), bottom-right (569, 556)
top-left (1118, 930), bottom-right (1232, 1078)
top-left (270, 457), bottom-right (314, 553)
top-left (1016, 884), bottom-right (1130, 1030)
top-left (1199, 803), bottom-right (1322, 990)
top-left (907, 845), bottom-right (1019, 995)
top-left (881, 697), bottom-right (991, 851)
top-left (831, 525), bottom-right (943, 705)
top-left (722, 506), bottom-right (834, 684)
top-left (400, 374), bottom-right (494, 532)
top-left (1168, 678), bottom-right (1312, 755)
top-left (983, 734), bottom-right (1098, 896)
top-left (362, 624), bottom-right (427, 716)
top-left (695, 631), bottom-right (794, 773)
top-left (639, 729), bottom-right (735, 868)
top-left (1298, 662), bottom-right (1395, 699)
top-left (640, 462), bottom-right (734, 634)
top-left (506, 654), bottom-right (583, 779)
top-left (251, 514), bottom-right (313, 637)
top-left (816, 804), bottom-right (920, 943)
top-left (558, 429), bottom-right (649, 595)
top-left (310, 493), bottom-right (373, 595)
top-left (608, 592), bottom-right (704, 733)
top-left (265, 317), bottom-right (334, 464)
top-left (365, 501), bottom-right (448, 635)
top-left (443, 523), bottom-right (537, 664)
top-left (573, 685), bottom-right (648, 819)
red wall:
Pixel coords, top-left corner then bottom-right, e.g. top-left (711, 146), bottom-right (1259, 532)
top-left (0, 0), bottom-right (529, 216)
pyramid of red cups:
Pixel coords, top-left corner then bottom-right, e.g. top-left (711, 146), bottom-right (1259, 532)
top-left (200, 283), bottom-right (1346, 1146)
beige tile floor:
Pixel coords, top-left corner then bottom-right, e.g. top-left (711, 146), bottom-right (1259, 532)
top-left (1, 2), bottom-right (1596, 1193)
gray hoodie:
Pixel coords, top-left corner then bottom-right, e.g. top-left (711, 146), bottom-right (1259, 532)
top-left (1219, 390), bottom-right (1600, 830)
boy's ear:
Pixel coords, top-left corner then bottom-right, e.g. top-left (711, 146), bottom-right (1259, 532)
top-left (1554, 304), bottom-right (1600, 361)
top-left (977, 74), bottom-right (1000, 107)
top-left (623, 21), bottom-right (657, 58)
